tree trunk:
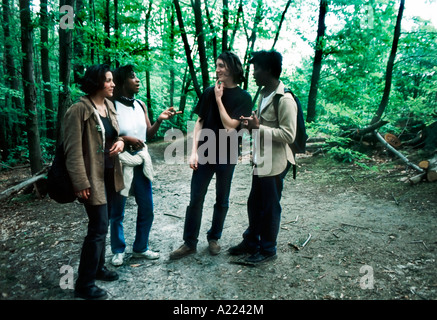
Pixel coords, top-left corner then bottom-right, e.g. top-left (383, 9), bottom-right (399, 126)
top-left (272, 0), bottom-right (292, 50)
top-left (168, 5), bottom-right (176, 107)
top-left (2, 0), bottom-right (23, 160)
top-left (73, 0), bottom-right (85, 83)
top-left (204, 0), bottom-right (218, 62)
top-left (192, 0), bottom-right (209, 90)
top-left (243, 0), bottom-right (264, 91)
top-left (57, 0), bottom-right (75, 145)
top-left (173, 0), bottom-right (202, 98)
top-left (228, 0), bottom-right (243, 51)
top-left (371, 0), bottom-right (405, 124)
top-left (222, 0), bottom-right (229, 52)
top-left (103, 0), bottom-right (111, 65)
top-left (145, 0), bottom-right (154, 122)
top-left (114, 0), bottom-right (120, 68)
top-left (306, 0), bottom-right (327, 123)
top-left (19, 0), bottom-right (43, 175)
top-left (40, 0), bottom-right (55, 141)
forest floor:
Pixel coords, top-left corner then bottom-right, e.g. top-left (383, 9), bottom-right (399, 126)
top-left (0, 137), bottom-right (436, 302)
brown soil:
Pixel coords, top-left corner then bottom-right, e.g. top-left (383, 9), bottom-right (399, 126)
top-left (1, 139), bottom-right (436, 301)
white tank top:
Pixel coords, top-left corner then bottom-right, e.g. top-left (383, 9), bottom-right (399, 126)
top-left (115, 100), bottom-right (147, 141)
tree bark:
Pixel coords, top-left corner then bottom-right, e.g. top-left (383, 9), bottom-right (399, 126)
top-left (173, 0), bottom-right (202, 98)
top-left (40, 0), bottom-right (55, 141)
top-left (1, 0), bottom-right (23, 160)
top-left (145, 0), bottom-right (154, 122)
top-left (222, 0), bottom-right (229, 52)
top-left (19, 0), bottom-right (43, 175)
top-left (243, 0), bottom-right (264, 90)
top-left (229, 0), bottom-right (243, 51)
top-left (204, 0), bottom-right (218, 62)
top-left (272, 0), bottom-right (292, 50)
top-left (57, 0), bottom-right (75, 145)
top-left (371, 0), bottom-right (405, 124)
top-left (307, 0), bottom-right (327, 123)
top-left (192, 0), bottom-right (210, 90)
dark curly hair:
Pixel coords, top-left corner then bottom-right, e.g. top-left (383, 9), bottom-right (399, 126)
top-left (79, 64), bottom-right (112, 95)
top-left (217, 51), bottom-right (245, 84)
top-left (249, 50), bottom-right (283, 80)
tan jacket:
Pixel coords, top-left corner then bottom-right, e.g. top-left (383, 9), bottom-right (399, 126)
top-left (63, 96), bottom-right (124, 205)
top-left (254, 81), bottom-right (297, 177)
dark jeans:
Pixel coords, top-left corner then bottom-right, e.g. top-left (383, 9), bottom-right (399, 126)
top-left (183, 163), bottom-right (236, 248)
top-left (76, 169), bottom-right (116, 289)
top-left (243, 162), bottom-right (291, 255)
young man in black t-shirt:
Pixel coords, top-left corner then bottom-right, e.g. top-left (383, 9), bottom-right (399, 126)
top-left (170, 52), bottom-right (252, 260)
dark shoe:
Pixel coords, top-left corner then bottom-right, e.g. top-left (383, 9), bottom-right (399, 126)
top-left (96, 266), bottom-right (119, 281)
top-left (74, 285), bottom-right (108, 300)
top-left (208, 240), bottom-right (221, 255)
top-left (169, 244), bottom-right (196, 260)
top-left (228, 241), bottom-right (257, 256)
top-left (246, 252), bottom-right (277, 263)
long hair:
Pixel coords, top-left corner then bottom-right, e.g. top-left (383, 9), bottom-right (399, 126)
top-left (217, 51), bottom-right (245, 84)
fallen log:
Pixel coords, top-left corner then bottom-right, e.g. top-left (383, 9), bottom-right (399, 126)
top-left (374, 131), bottom-right (424, 174)
top-left (0, 173), bottom-right (47, 201)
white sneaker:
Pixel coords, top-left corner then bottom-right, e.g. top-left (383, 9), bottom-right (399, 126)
top-left (132, 250), bottom-right (160, 260)
top-left (111, 252), bottom-right (125, 266)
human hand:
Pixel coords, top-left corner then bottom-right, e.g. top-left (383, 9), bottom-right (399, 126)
top-left (214, 80), bottom-right (224, 101)
top-left (240, 111), bottom-right (259, 131)
top-left (158, 107), bottom-right (182, 123)
top-left (109, 140), bottom-right (125, 157)
top-left (76, 188), bottom-right (91, 200)
top-left (189, 152), bottom-right (199, 171)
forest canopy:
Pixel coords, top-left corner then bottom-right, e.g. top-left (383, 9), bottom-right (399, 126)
top-left (1, 0), bottom-right (436, 174)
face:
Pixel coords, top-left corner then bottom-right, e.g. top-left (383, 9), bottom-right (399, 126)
top-left (101, 71), bottom-right (115, 98)
top-left (123, 71), bottom-right (140, 96)
top-left (216, 59), bottom-right (232, 84)
top-left (252, 63), bottom-right (267, 87)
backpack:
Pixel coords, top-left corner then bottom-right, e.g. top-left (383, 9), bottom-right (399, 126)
top-left (47, 143), bottom-right (76, 203)
top-left (273, 88), bottom-right (308, 179)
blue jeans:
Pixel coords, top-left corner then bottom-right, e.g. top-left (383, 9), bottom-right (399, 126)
top-left (110, 165), bottom-right (154, 254)
top-left (243, 162), bottom-right (291, 255)
top-left (183, 163), bottom-right (236, 248)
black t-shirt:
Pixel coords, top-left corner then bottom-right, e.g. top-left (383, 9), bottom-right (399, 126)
top-left (100, 115), bottom-right (117, 168)
top-left (194, 85), bottom-right (252, 164)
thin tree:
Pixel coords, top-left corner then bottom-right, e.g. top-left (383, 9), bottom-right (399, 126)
top-left (173, 0), bottom-right (202, 98)
top-left (144, 0), bottom-right (154, 122)
top-left (192, 0), bottom-right (209, 90)
top-left (222, 0), bottom-right (229, 51)
top-left (2, 0), bottom-right (22, 160)
top-left (57, 0), bottom-right (75, 145)
top-left (40, 0), bottom-right (55, 141)
top-left (306, 0), bottom-right (328, 123)
top-left (19, 0), bottom-right (43, 174)
top-left (371, 0), bottom-right (405, 124)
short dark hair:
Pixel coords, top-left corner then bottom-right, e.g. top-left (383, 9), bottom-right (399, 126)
top-left (249, 50), bottom-right (283, 79)
top-left (217, 51), bottom-right (245, 84)
top-left (113, 64), bottom-right (135, 99)
top-left (79, 64), bottom-right (112, 95)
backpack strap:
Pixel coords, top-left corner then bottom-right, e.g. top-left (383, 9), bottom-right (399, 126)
top-left (272, 88), bottom-right (297, 180)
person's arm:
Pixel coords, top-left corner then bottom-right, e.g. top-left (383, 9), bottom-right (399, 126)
top-left (189, 117), bottom-right (204, 170)
top-left (214, 81), bottom-right (241, 131)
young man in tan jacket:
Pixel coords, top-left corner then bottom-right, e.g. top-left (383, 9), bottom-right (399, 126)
top-left (230, 50), bottom-right (297, 263)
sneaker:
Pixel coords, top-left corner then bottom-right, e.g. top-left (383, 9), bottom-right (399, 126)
top-left (111, 253), bottom-right (125, 266)
top-left (169, 244), bottom-right (196, 260)
top-left (132, 249), bottom-right (160, 260)
top-left (245, 252), bottom-right (277, 264)
top-left (208, 240), bottom-right (221, 255)
top-left (228, 241), bottom-right (257, 256)
top-left (74, 285), bottom-right (108, 300)
top-left (96, 266), bottom-right (119, 281)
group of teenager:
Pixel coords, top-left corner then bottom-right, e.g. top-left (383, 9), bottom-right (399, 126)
top-left (63, 50), bottom-right (298, 300)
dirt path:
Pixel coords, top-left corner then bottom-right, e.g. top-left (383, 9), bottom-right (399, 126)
top-left (1, 139), bottom-right (436, 301)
